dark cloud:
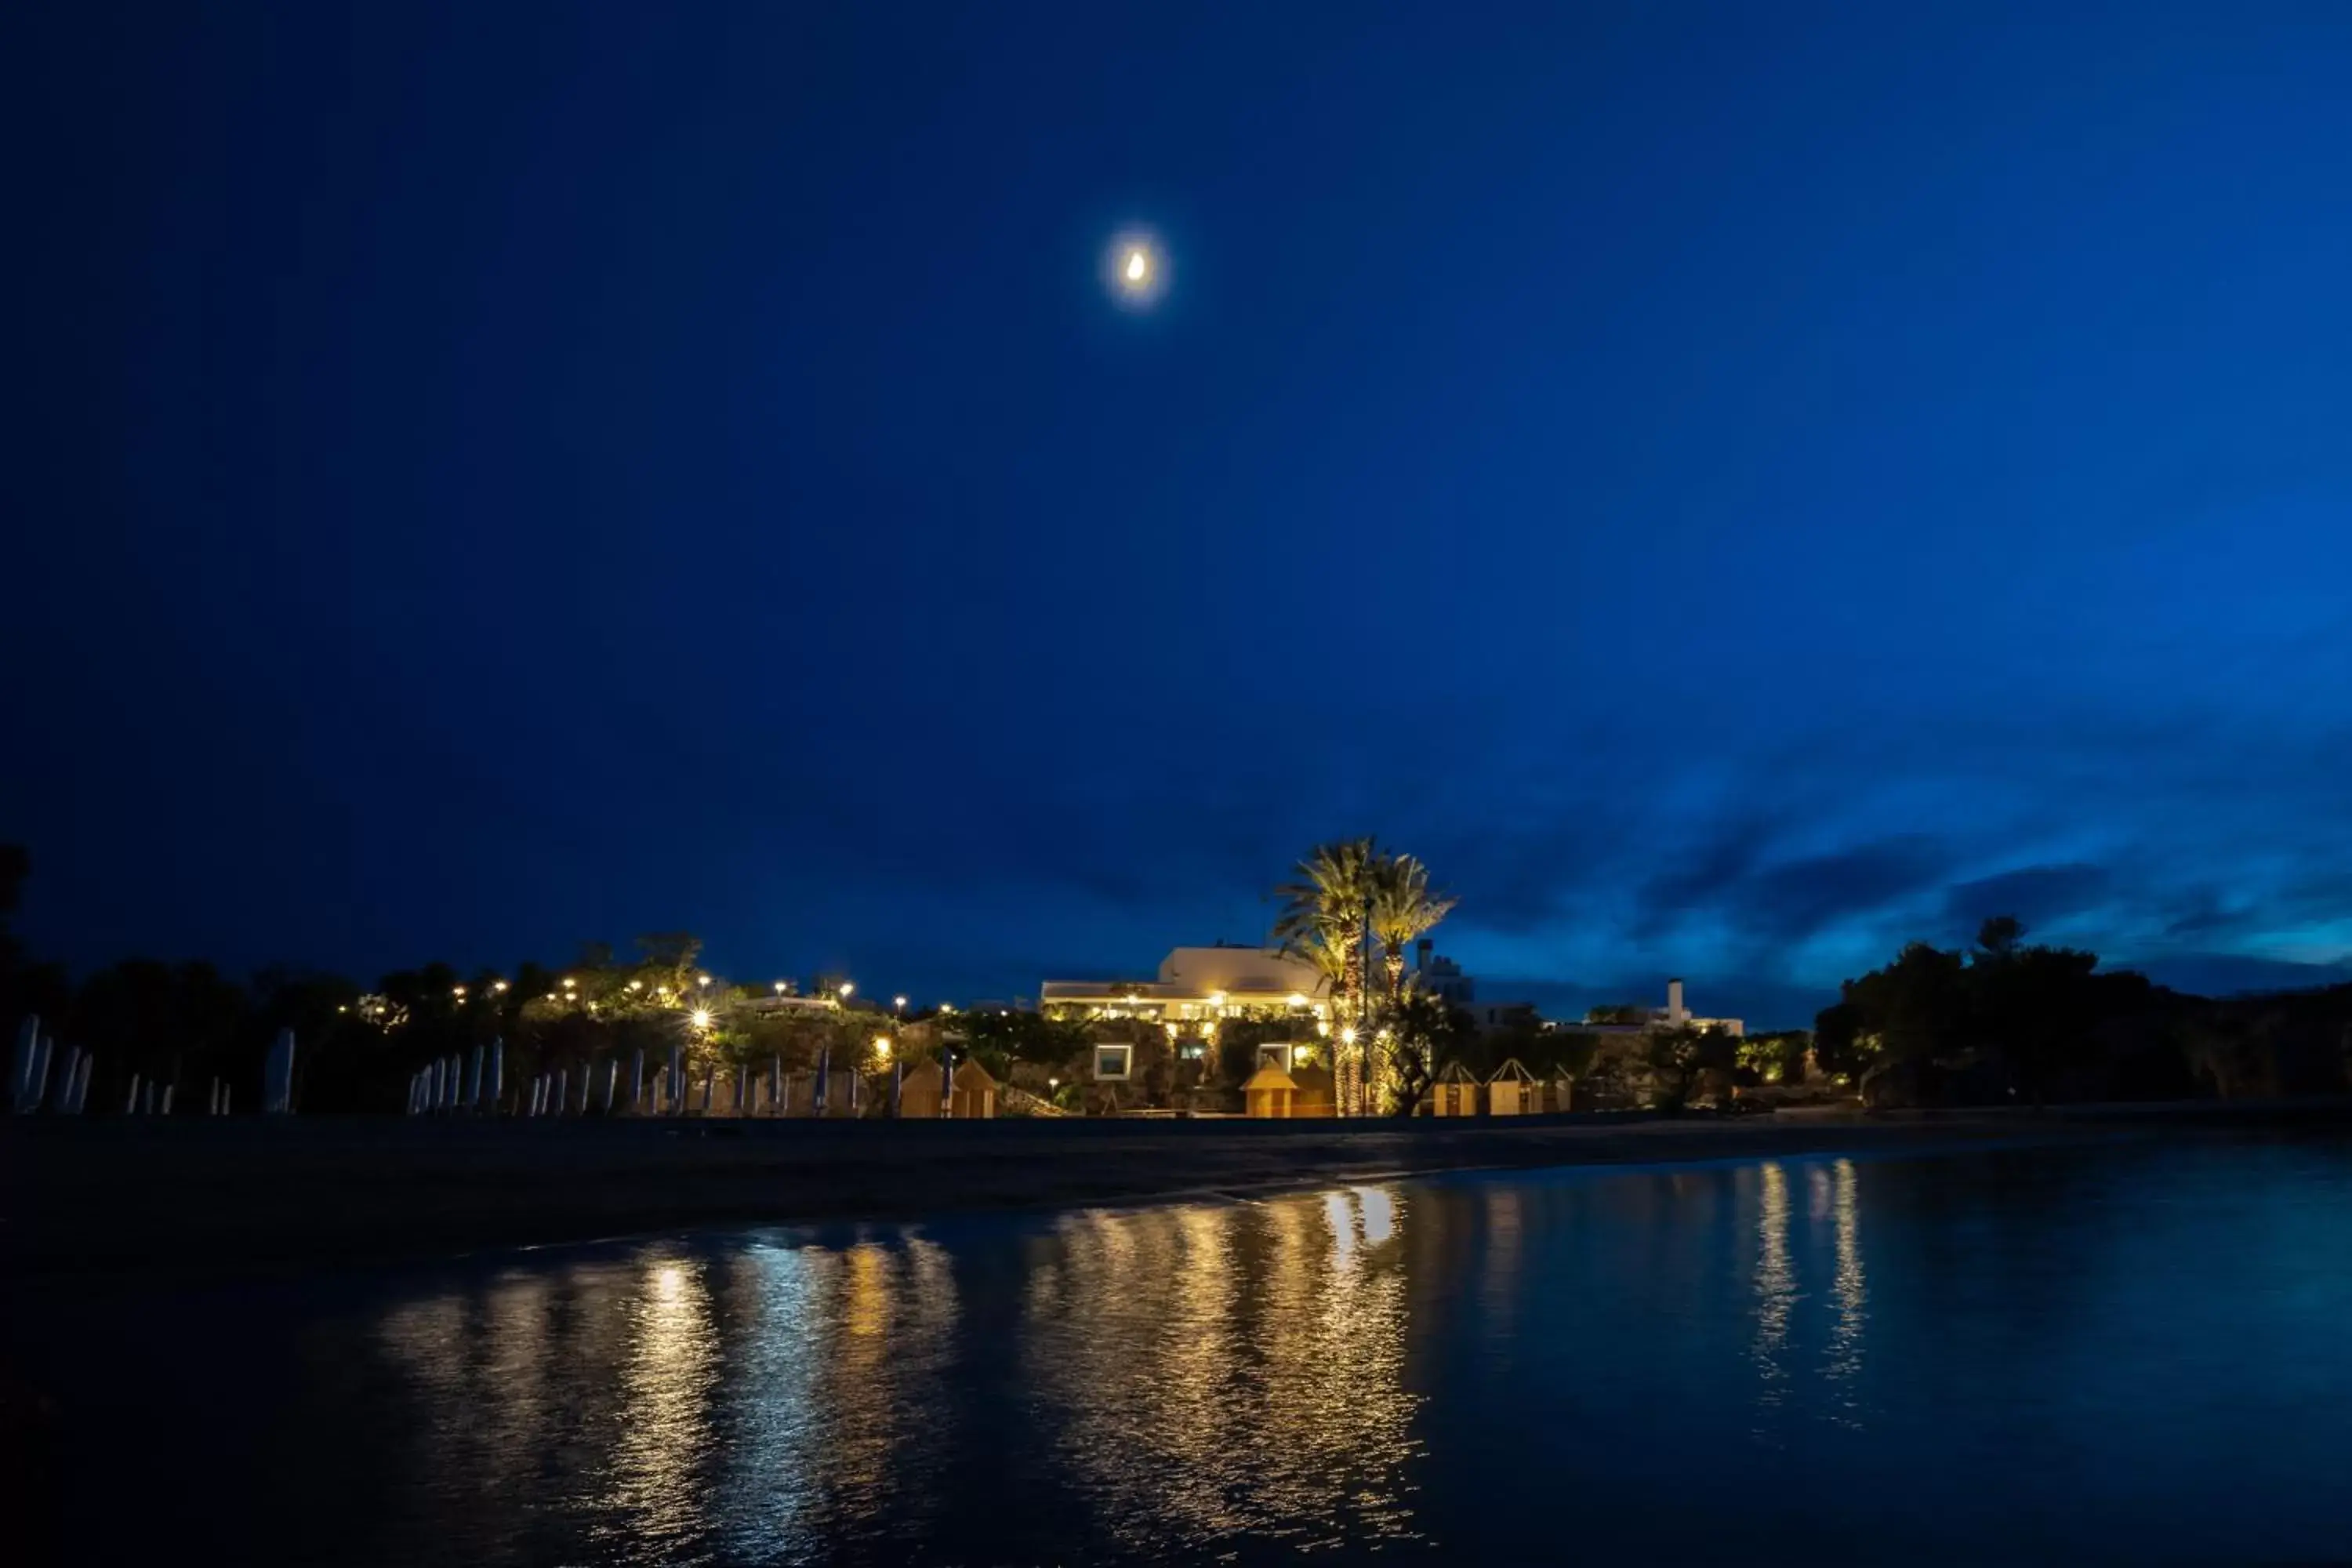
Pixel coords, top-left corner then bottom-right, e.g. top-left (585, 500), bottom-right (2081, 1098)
top-left (2158, 888), bottom-right (2253, 941)
top-left (1407, 805), bottom-right (1632, 935)
top-left (1631, 811), bottom-right (1795, 941)
top-left (1944, 863), bottom-right (2114, 933)
top-left (1744, 836), bottom-right (1952, 942)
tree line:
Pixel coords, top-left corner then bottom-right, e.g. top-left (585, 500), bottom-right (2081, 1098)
top-left (0, 846), bottom-right (958, 1113)
top-left (1814, 916), bottom-right (2352, 1106)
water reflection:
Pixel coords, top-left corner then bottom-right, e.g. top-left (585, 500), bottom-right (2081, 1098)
top-left (97, 1142), bottom-right (2352, 1566)
top-left (1826, 1158), bottom-right (1867, 1414)
top-left (1752, 1161), bottom-right (1794, 1413)
top-left (1021, 1186), bottom-right (1425, 1554)
top-left (608, 1258), bottom-right (716, 1546)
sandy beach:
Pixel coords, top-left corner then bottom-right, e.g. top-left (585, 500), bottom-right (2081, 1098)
top-left (9, 1102), bottom-right (2340, 1282)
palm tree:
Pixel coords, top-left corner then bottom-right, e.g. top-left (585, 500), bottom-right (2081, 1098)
top-left (1271, 837), bottom-right (1379, 1011)
top-left (1369, 854), bottom-right (1456, 999)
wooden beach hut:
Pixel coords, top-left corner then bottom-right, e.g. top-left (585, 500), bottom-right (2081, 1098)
top-left (1486, 1058), bottom-right (1537, 1116)
top-left (1243, 1062), bottom-right (1299, 1119)
top-left (1288, 1062), bottom-right (1338, 1117)
top-left (1429, 1059), bottom-right (1479, 1117)
top-left (949, 1058), bottom-right (998, 1120)
top-left (898, 1060), bottom-right (945, 1117)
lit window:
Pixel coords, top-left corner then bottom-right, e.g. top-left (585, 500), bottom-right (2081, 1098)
top-left (1094, 1044), bottom-right (1134, 1081)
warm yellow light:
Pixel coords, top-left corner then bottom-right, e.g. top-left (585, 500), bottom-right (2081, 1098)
top-left (873, 1034), bottom-right (893, 1059)
top-left (1207, 991), bottom-right (1225, 1007)
top-left (630, 980), bottom-right (644, 991)
top-left (561, 976), bottom-right (576, 989)
top-left (452, 985), bottom-right (466, 997)
top-left (492, 980), bottom-right (509, 993)
top-left (773, 981), bottom-right (786, 994)
top-left (838, 982), bottom-right (855, 999)
top-left (1341, 1026), bottom-right (1358, 1044)
top-left (698, 974), bottom-right (711, 987)
top-left (1124, 249), bottom-right (1148, 283)
top-left (1287, 993), bottom-right (1308, 1007)
top-left (893, 995), bottom-right (907, 1010)
top-left (690, 1009), bottom-right (712, 1028)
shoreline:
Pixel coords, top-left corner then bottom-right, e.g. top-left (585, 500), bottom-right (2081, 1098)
top-left (5, 1101), bottom-right (2346, 1284)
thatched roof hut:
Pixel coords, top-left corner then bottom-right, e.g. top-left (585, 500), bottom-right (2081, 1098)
top-left (1486, 1057), bottom-right (1538, 1116)
top-left (1243, 1062), bottom-right (1299, 1119)
top-left (1429, 1058), bottom-right (1479, 1117)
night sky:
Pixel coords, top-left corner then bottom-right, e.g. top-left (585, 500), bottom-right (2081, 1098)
top-left (8, 4), bottom-right (2352, 1025)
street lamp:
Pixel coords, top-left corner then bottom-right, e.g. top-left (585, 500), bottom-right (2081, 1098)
top-left (690, 1009), bottom-right (712, 1029)
top-left (893, 995), bottom-right (907, 1014)
top-left (838, 982), bottom-right (855, 1000)
top-left (873, 1034), bottom-right (893, 1061)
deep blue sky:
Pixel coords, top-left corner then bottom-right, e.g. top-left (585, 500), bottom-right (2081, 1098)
top-left (8, 2), bottom-right (2352, 1025)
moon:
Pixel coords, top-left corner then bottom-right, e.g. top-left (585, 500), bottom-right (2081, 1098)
top-left (1105, 229), bottom-right (1167, 307)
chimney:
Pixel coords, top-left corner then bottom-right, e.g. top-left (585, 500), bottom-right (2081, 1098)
top-left (1666, 978), bottom-right (1687, 1025)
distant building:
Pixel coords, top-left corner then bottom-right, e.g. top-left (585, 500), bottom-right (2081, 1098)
top-left (1413, 939), bottom-right (1475, 1007)
top-left (1040, 944), bottom-right (1331, 1025)
top-left (1577, 978), bottom-right (1744, 1038)
top-left (1463, 1000), bottom-right (1543, 1033)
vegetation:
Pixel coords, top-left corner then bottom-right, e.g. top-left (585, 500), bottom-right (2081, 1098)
top-left (1370, 855), bottom-right (1457, 997)
top-left (0, 844), bottom-right (919, 1113)
top-left (1271, 837), bottom-right (1458, 1112)
top-left (1815, 916), bottom-right (2352, 1107)
top-left (939, 1007), bottom-right (1093, 1081)
top-left (1270, 837), bottom-right (1381, 1013)
top-left (15, 823), bottom-right (2350, 1119)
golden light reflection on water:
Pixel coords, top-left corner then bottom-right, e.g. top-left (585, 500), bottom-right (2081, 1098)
top-left (1022, 1186), bottom-right (1425, 1553)
top-left (1747, 1157), bottom-right (1871, 1435)
top-left (607, 1256), bottom-right (718, 1547)
top-left (360, 1160), bottom-right (1875, 1562)
top-left (1753, 1161), bottom-right (1794, 1412)
top-left (1826, 1158), bottom-right (1867, 1416)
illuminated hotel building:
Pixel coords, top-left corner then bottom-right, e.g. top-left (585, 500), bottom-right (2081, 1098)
top-left (1040, 945), bottom-right (1331, 1025)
